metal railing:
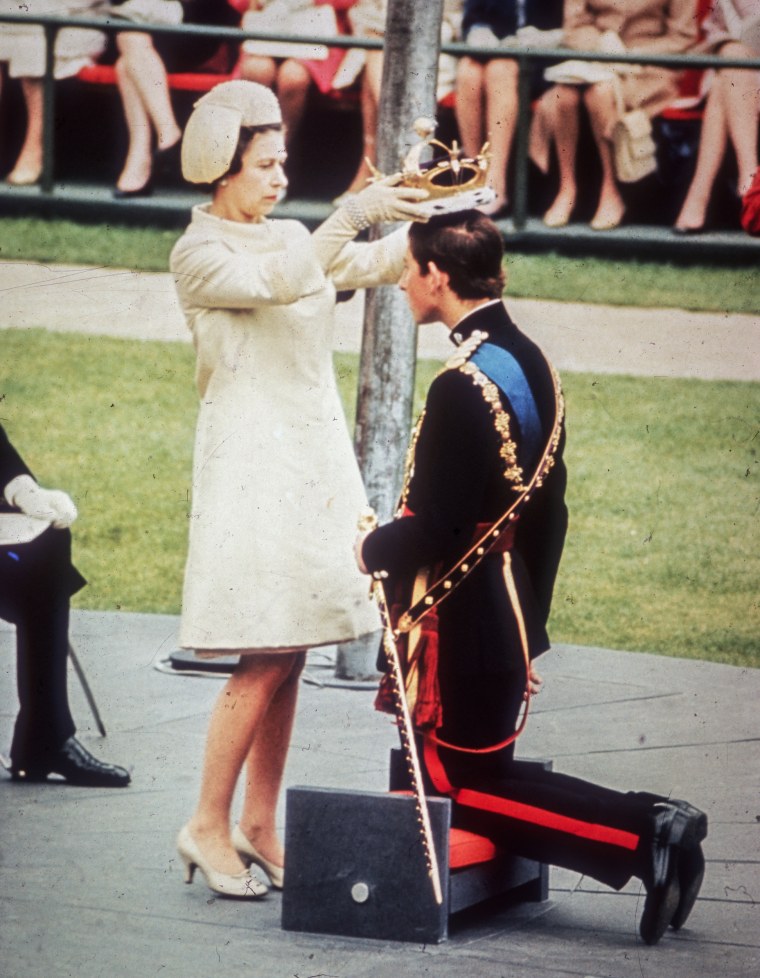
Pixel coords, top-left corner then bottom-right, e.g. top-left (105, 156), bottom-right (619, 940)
top-left (2, 11), bottom-right (759, 238)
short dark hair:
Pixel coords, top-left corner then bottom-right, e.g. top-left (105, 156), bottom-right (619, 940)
top-left (408, 210), bottom-right (505, 300)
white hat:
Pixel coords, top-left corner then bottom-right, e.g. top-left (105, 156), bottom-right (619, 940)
top-left (181, 80), bottom-right (282, 184)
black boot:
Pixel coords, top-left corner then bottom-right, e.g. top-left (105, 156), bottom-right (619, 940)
top-left (639, 800), bottom-right (705, 945)
top-left (669, 799), bottom-right (708, 930)
top-left (11, 736), bottom-right (131, 788)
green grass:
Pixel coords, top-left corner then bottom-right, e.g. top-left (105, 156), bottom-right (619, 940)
top-left (1, 215), bottom-right (758, 314)
top-left (1, 332), bottom-right (198, 613)
top-left (1, 330), bottom-right (757, 668)
top-left (0, 217), bottom-right (180, 274)
top-left (503, 250), bottom-right (759, 315)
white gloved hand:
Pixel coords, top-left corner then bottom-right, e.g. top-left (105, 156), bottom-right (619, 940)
top-left (4, 474), bottom-right (78, 529)
top-left (342, 175), bottom-right (430, 230)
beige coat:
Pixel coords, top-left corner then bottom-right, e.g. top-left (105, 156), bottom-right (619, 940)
top-left (171, 206), bottom-right (406, 651)
top-left (564, 0), bottom-right (699, 114)
top-left (700, 0), bottom-right (760, 53)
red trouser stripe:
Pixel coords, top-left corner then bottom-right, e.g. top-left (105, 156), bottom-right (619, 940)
top-left (456, 788), bottom-right (640, 851)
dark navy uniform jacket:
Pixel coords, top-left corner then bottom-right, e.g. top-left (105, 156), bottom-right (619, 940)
top-left (0, 423), bottom-right (31, 491)
top-left (0, 424), bottom-right (85, 607)
top-left (362, 302), bottom-right (567, 752)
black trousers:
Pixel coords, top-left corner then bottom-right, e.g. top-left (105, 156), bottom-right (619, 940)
top-left (0, 525), bottom-right (85, 763)
top-left (424, 666), bottom-right (663, 892)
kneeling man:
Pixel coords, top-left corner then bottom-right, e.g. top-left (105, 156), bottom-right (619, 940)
top-left (355, 211), bottom-right (705, 945)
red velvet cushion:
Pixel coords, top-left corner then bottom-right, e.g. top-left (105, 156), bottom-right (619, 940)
top-left (389, 791), bottom-right (499, 869)
top-left (77, 64), bottom-right (237, 92)
top-left (449, 827), bottom-right (500, 869)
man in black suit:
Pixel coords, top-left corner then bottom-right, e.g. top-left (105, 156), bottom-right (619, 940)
top-left (354, 211), bottom-right (705, 945)
top-left (0, 423), bottom-right (130, 787)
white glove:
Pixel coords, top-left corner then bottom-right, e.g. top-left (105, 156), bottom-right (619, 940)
top-left (311, 176), bottom-right (428, 272)
top-left (4, 474), bottom-right (78, 529)
top-left (341, 175), bottom-right (430, 230)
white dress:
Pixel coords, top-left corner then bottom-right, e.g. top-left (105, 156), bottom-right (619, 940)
top-left (171, 205), bottom-right (406, 651)
top-left (0, 1), bottom-right (105, 79)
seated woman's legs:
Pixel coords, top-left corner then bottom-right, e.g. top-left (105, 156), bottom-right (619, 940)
top-left (114, 31), bottom-right (181, 194)
top-left (455, 56), bottom-right (487, 159)
top-left (343, 47), bottom-right (383, 196)
top-left (675, 42), bottom-right (759, 232)
top-left (457, 56), bottom-right (519, 215)
top-left (481, 57), bottom-right (519, 214)
top-left (540, 85), bottom-right (581, 227)
top-left (240, 51), bottom-right (277, 89)
top-left (6, 77), bottom-right (44, 185)
top-left (186, 650), bottom-right (306, 876)
top-left (584, 80), bottom-right (626, 230)
top-left (276, 58), bottom-right (311, 150)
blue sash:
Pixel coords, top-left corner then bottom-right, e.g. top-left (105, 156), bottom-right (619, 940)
top-left (470, 343), bottom-right (542, 470)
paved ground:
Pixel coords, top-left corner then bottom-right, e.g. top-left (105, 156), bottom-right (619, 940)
top-left (1, 611), bottom-right (758, 978)
top-left (1, 260), bottom-right (758, 975)
top-left (1, 260), bottom-right (758, 380)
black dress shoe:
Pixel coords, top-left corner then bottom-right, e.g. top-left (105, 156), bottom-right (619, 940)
top-left (673, 224), bottom-right (705, 236)
top-left (11, 737), bottom-right (131, 788)
top-left (153, 140), bottom-right (181, 185)
top-left (640, 850), bottom-right (680, 945)
top-left (671, 843), bottom-right (705, 930)
top-left (668, 799), bottom-right (707, 930)
top-left (639, 800), bottom-right (708, 944)
top-left (670, 798), bottom-right (708, 845)
top-left (640, 807), bottom-right (679, 946)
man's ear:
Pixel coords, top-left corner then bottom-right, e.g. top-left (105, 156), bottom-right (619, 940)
top-left (427, 261), bottom-right (449, 291)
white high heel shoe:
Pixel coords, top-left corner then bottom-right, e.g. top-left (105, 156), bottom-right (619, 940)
top-left (232, 824), bottom-right (285, 889)
top-left (177, 825), bottom-right (268, 899)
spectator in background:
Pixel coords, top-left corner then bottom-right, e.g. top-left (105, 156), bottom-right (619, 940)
top-left (0, 0), bottom-right (105, 185)
top-left (340, 0), bottom-right (463, 198)
top-left (111, 0), bottom-right (241, 198)
top-left (455, 0), bottom-right (564, 218)
top-left (674, 0), bottom-right (760, 233)
top-left (240, 0), bottom-right (362, 170)
top-left (340, 0), bottom-right (385, 195)
top-left (1, 423), bottom-right (130, 787)
top-left (535, 0), bottom-right (698, 231)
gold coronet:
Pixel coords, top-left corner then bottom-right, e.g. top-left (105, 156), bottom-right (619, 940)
top-left (369, 117), bottom-right (491, 201)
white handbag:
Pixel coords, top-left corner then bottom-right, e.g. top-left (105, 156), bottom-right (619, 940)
top-left (611, 76), bottom-right (658, 183)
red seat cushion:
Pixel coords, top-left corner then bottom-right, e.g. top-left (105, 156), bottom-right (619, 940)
top-left (77, 64), bottom-right (237, 92)
top-left (390, 790), bottom-right (500, 869)
top-left (449, 827), bottom-right (500, 869)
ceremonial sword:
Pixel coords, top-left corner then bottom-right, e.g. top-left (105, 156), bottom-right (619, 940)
top-left (358, 508), bottom-right (444, 906)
